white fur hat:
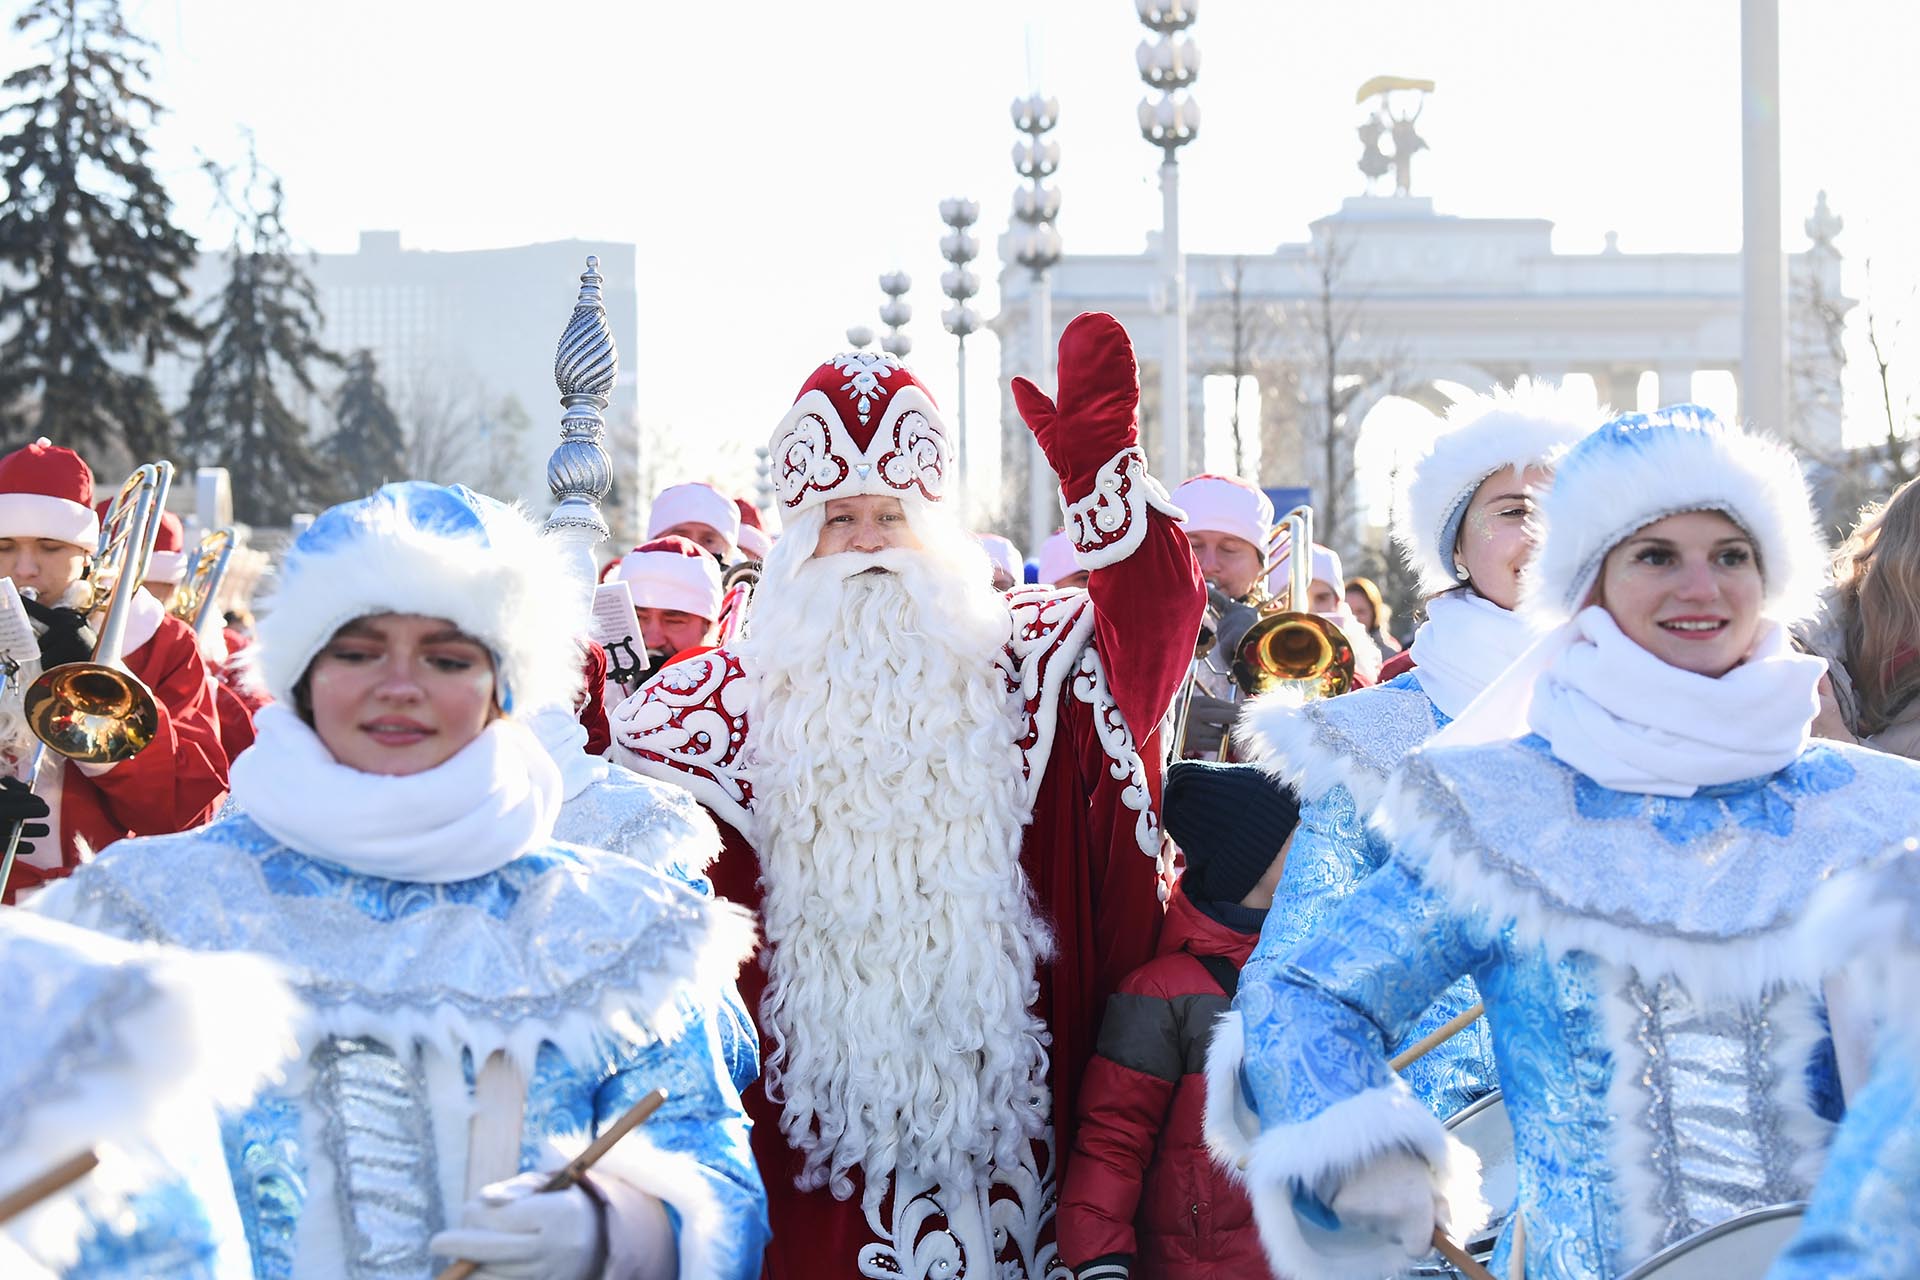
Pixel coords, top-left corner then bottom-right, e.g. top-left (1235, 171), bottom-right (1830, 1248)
top-left (1525, 405), bottom-right (1824, 625)
top-left (253, 483), bottom-right (586, 714)
top-left (1173, 474), bottom-right (1273, 554)
top-left (1396, 378), bottom-right (1606, 596)
top-left (615, 536), bottom-right (724, 620)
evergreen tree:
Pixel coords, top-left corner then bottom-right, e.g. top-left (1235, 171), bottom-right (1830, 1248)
top-left (0, 0), bottom-right (200, 460)
top-left (324, 348), bottom-right (404, 499)
top-left (178, 144), bottom-right (340, 524)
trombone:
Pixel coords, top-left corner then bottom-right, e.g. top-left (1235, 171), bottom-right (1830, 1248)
top-left (1228, 505), bottom-right (1356, 703)
top-left (167, 525), bottom-right (237, 641)
top-left (0, 463), bottom-right (172, 893)
top-left (715, 559), bottom-right (760, 645)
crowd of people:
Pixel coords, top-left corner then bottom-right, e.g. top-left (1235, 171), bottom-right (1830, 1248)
top-left (2, 311), bottom-right (1920, 1280)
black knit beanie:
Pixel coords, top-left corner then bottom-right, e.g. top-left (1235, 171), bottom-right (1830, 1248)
top-left (1163, 760), bottom-right (1302, 905)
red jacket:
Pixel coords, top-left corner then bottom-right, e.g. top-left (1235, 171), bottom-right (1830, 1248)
top-left (1059, 888), bottom-right (1274, 1280)
top-left (6, 610), bottom-right (230, 902)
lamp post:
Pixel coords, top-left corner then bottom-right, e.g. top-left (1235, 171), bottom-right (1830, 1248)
top-left (878, 270), bottom-right (913, 359)
top-left (1136, 0), bottom-right (1199, 484)
top-left (1012, 92), bottom-right (1062, 550)
top-left (845, 324), bottom-right (874, 351)
top-left (939, 197), bottom-right (981, 521)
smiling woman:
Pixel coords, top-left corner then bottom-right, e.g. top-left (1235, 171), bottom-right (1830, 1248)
top-left (301, 614), bottom-right (499, 775)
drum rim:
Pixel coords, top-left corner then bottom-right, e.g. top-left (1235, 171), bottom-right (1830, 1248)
top-left (1614, 1201), bottom-right (1809, 1280)
top-left (1443, 1087), bottom-right (1505, 1130)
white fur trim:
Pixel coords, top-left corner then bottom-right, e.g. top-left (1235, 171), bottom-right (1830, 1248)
top-left (1201, 1010), bottom-right (1260, 1168)
top-left (1066, 447), bottom-right (1185, 570)
top-left (1373, 767), bottom-right (1885, 1003)
top-left (0, 492), bottom-right (96, 547)
top-left (1397, 379), bottom-right (1604, 597)
top-left (142, 548), bottom-right (187, 585)
top-left (1223, 1078), bottom-right (1483, 1280)
top-left (253, 493), bottom-right (587, 714)
top-left (1522, 409), bottom-right (1825, 627)
top-left (1236, 691), bottom-right (1379, 808)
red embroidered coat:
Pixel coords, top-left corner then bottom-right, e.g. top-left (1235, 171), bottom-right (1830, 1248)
top-left (5, 603), bottom-right (230, 902)
top-left (613, 315), bottom-right (1206, 1279)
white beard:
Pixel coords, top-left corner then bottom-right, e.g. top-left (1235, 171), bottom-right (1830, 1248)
top-left (740, 516), bottom-right (1053, 1206)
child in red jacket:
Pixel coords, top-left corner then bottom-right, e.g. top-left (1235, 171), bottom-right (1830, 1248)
top-left (1060, 760), bottom-right (1302, 1279)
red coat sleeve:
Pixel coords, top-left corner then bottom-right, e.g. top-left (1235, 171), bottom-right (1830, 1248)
top-left (1085, 513), bottom-right (1206, 754)
top-left (90, 617), bottom-right (229, 836)
top-left (1058, 987), bottom-right (1181, 1265)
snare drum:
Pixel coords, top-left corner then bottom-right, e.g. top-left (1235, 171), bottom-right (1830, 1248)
top-left (1616, 1202), bottom-right (1807, 1279)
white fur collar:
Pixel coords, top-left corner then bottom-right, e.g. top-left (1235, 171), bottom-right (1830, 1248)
top-left (1235, 675), bottom-right (1442, 809)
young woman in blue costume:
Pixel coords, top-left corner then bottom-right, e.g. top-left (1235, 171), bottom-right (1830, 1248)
top-left (29, 482), bottom-right (769, 1280)
top-left (1230, 378), bottom-right (1602, 1118)
top-left (1205, 406), bottom-right (1920, 1280)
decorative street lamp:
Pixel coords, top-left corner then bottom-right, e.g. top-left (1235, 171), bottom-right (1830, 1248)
top-left (878, 270), bottom-right (913, 358)
top-left (845, 323), bottom-right (875, 350)
top-left (545, 254), bottom-right (617, 605)
top-left (1137, 0), bottom-right (1200, 484)
top-left (939, 197), bottom-right (981, 519)
top-left (1011, 91), bottom-right (1062, 549)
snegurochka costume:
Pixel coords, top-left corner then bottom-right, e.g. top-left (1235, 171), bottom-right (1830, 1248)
top-left (1765, 847), bottom-right (1920, 1278)
top-left (1234, 380), bottom-right (1599, 1120)
top-left (1206, 408), bottom-right (1920, 1280)
top-left (30, 483), bottom-right (769, 1280)
top-left (0, 911), bottom-right (295, 1278)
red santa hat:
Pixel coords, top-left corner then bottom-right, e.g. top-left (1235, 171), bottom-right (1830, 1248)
top-left (645, 482), bottom-right (741, 551)
top-left (1267, 541), bottom-right (1345, 599)
top-left (614, 536), bottom-right (724, 621)
top-left (734, 496), bottom-right (772, 560)
top-left (1037, 529), bottom-right (1080, 586)
top-left (0, 439), bottom-right (99, 549)
top-left (1171, 474), bottom-right (1273, 554)
top-left (135, 509), bottom-right (188, 586)
top-left (768, 351), bottom-right (950, 518)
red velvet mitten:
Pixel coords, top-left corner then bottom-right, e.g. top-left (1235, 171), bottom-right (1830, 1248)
top-left (1012, 312), bottom-right (1183, 570)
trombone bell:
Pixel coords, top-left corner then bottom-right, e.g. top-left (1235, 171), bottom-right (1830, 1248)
top-left (22, 663), bottom-right (161, 764)
top-left (1230, 611), bottom-right (1356, 702)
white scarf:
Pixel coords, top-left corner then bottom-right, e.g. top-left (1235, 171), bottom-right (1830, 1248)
top-left (525, 706), bottom-right (609, 801)
top-left (1527, 606), bottom-right (1825, 797)
top-left (1406, 591), bottom-right (1537, 721)
top-left (231, 704), bottom-right (563, 882)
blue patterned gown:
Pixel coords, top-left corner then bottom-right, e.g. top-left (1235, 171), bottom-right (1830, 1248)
top-left (1236, 671), bottom-right (1497, 1118)
top-left (29, 814), bottom-right (770, 1280)
top-left (1208, 733), bottom-right (1920, 1280)
top-left (0, 912), bottom-right (291, 1279)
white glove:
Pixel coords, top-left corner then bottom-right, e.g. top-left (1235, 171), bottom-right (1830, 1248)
top-left (429, 1171), bottom-right (604, 1280)
top-left (1328, 1150), bottom-right (1440, 1259)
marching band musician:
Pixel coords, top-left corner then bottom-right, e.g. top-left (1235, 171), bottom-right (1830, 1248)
top-left (977, 531), bottom-right (1023, 591)
top-left (610, 314), bottom-right (1205, 1279)
top-left (646, 480), bottom-right (741, 564)
top-left (1264, 537), bottom-right (1383, 683)
top-left (29, 481), bottom-right (769, 1280)
top-left (610, 535), bottom-right (723, 677)
top-left (0, 440), bottom-right (228, 903)
top-left (734, 495), bottom-right (773, 563)
top-left (1039, 528), bottom-right (1092, 588)
top-left (136, 507), bottom-right (189, 606)
top-left (1169, 475), bottom-right (1271, 758)
top-left (1230, 379), bottom-right (1600, 1118)
top-left (1207, 406), bottom-right (1920, 1280)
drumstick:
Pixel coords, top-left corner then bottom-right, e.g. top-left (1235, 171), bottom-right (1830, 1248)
top-left (1431, 1226), bottom-right (1499, 1280)
top-left (434, 1087), bottom-right (668, 1280)
top-left (1389, 1001), bottom-right (1486, 1072)
top-left (0, 1149), bottom-right (99, 1225)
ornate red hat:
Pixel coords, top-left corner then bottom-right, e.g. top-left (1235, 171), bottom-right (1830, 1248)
top-left (769, 352), bottom-right (950, 515)
top-left (0, 439), bottom-right (98, 548)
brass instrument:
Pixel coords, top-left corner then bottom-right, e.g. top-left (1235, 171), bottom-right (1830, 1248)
top-left (1229, 505), bottom-right (1356, 702)
top-left (167, 525), bottom-right (237, 641)
top-left (715, 559), bottom-right (760, 644)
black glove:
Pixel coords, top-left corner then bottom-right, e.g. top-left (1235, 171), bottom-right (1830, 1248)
top-left (0, 776), bottom-right (50, 859)
top-left (21, 597), bottom-right (96, 669)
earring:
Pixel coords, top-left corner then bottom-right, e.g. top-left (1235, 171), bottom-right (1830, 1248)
top-left (1454, 562), bottom-right (1470, 582)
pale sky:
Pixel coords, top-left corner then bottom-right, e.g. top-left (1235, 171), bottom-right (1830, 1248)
top-left (13, 0), bottom-right (1920, 529)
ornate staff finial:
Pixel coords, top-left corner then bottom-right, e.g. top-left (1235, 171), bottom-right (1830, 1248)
top-left (546, 255), bottom-right (617, 576)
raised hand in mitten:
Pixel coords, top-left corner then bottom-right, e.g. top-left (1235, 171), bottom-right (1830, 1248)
top-left (1009, 312), bottom-right (1142, 489)
top-left (22, 598), bottom-right (96, 669)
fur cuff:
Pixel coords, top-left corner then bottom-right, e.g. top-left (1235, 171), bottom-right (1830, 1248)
top-left (1234, 693), bottom-right (1373, 809)
top-left (1062, 448), bottom-right (1184, 571)
top-left (1204, 1015), bottom-right (1481, 1280)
